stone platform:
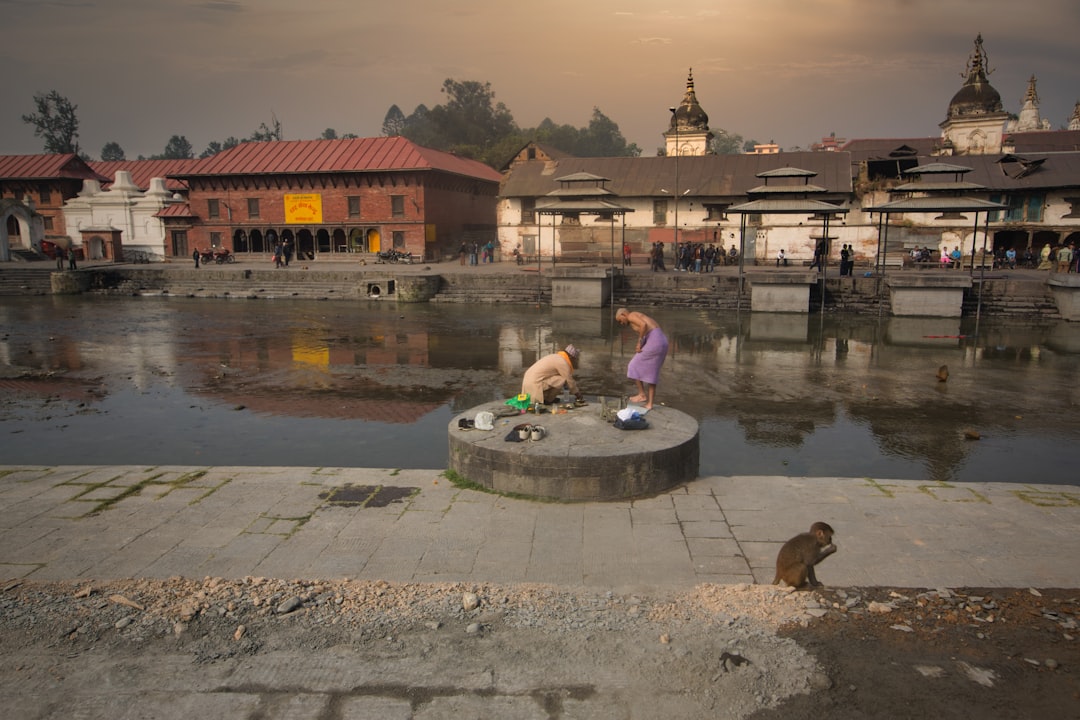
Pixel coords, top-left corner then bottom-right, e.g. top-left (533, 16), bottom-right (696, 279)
top-left (447, 399), bottom-right (699, 501)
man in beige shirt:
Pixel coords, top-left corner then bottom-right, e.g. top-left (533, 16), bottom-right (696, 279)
top-left (521, 345), bottom-right (582, 405)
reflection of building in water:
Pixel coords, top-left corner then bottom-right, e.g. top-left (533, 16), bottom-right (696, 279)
top-left (846, 404), bottom-right (976, 481)
top-left (729, 398), bottom-right (835, 448)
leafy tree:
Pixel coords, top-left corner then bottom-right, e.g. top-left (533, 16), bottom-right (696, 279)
top-left (382, 105), bottom-right (406, 137)
top-left (743, 139), bottom-right (759, 153)
top-left (578, 108), bottom-right (641, 157)
top-left (710, 129), bottom-right (745, 155)
top-left (21, 90), bottom-right (80, 154)
top-left (154, 135), bottom-right (194, 160)
top-left (200, 136), bottom-right (241, 158)
top-left (249, 117), bottom-right (283, 142)
top-left (386, 79), bottom-right (640, 166)
top-left (101, 141), bottom-right (125, 161)
top-left (399, 80), bottom-right (518, 165)
top-left (320, 128), bottom-right (338, 140)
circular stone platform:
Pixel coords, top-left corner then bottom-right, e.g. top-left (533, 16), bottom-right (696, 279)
top-left (448, 399), bottom-right (699, 501)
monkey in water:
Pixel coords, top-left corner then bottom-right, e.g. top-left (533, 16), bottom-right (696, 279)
top-left (773, 521), bottom-right (837, 589)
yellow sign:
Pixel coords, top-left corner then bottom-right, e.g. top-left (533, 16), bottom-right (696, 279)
top-left (284, 194), bottom-right (323, 224)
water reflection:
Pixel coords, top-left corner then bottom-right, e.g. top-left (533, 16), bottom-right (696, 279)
top-left (1, 296), bottom-right (1078, 484)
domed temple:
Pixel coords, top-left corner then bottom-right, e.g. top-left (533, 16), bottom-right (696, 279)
top-left (939, 34), bottom-right (1010, 154)
top-left (664, 69), bottom-right (713, 157)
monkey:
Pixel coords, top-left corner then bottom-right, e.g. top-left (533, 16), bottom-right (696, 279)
top-left (773, 521), bottom-right (837, 589)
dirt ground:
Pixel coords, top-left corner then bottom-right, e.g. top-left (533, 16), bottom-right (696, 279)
top-left (1, 578), bottom-right (1076, 718)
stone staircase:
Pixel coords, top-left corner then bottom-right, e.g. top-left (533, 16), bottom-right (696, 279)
top-left (613, 271), bottom-right (745, 309)
top-left (430, 272), bottom-right (550, 304)
top-left (0, 267), bottom-right (55, 295)
top-left (85, 267), bottom-right (372, 301)
top-left (963, 278), bottom-right (1061, 318)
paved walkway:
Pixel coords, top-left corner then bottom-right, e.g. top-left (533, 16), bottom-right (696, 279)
top-left (2, 465), bottom-right (1077, 590)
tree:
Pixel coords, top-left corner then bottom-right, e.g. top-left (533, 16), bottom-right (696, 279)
top-left (743, 139), bottom-right (760, 153)
top-left (200, 137), bottom-right (241, 158)
top-left (710, 129), bottom-right (744, 155)
top-left (578, 108), bottom-right (641, 157)
top-left (320, 128), bottom-right (338, 140)
top-left (155, 135), bottom-right (194, 160)
top-left (101, 142), bottom-right (126, 161)
top-left (22, 90), bottom-right (80, 154)
top-left (249, 117), bottom-right (283, 142)
top-left (381, 105), bottom-right (406, 137)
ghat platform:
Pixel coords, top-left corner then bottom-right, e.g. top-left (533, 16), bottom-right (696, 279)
top-left (447, 400), bottom-right (699, 501)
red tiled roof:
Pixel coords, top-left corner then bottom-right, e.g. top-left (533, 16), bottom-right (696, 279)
top-left (90, 159), bottom-right (198, 192)
top-left (171, 136), bottom-right (503, 182)
top-left (155, 203), bottom-right (194, 218)
top-left (0, 153), bottom-right (108, 182)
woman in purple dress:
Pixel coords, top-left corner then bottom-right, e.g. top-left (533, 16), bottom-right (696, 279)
top-left (615, 308), bottom-right (669, 410)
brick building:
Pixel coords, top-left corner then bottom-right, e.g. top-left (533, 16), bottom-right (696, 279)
top-left (164, 136), bottom-right (502, 261)
top-left (0, 153), bottom-right (107, 261)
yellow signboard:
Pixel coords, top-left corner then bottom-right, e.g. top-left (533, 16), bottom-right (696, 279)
top-left (284, 194), bottom-right (323, 224)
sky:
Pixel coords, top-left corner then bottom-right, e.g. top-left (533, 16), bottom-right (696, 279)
top-left (2, 0), bottom-right (1078, 161)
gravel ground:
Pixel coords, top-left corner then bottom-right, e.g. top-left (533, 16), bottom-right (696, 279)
top-left (1, 578), bottom-right (1076, 718)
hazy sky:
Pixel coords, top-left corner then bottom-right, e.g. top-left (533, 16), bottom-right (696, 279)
top-left (2, 0), bottom-right (1078, 160)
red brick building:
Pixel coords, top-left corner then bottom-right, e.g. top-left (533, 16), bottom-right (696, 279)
top-left (165, 136), bottom-right (502, 261)
top-left (0, 153), bottom-right (107, 260)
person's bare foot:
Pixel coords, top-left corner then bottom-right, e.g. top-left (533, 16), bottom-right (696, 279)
top-left (628, 394), bottom-right (647, 403)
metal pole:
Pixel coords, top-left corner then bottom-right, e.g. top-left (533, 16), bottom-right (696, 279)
top-left (536, 215), bottom-right (542, 304)
top-left (670, 107), bottom-right (679, 270)
top-left (737, 214), bottom-right (747, 313)
top-left (975, 211), bottom-right (990, 326)
top-left (610, 214), bottom-right (616, 310)
top-left (820, 215), bottom-right (830, 315)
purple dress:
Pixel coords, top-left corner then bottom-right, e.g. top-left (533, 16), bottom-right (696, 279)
top-left (627, 327), bottom-right (669, 385)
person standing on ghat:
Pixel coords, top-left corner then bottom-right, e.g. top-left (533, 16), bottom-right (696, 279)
top-left (615, 308), bottom-right (669, 411)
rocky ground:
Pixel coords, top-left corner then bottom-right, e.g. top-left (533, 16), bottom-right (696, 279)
top-left (1, 578), bottom-right (1076, 718)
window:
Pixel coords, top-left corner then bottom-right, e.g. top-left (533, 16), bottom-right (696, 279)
top-left (39, 188), bottom-right (50, 205)
top-left (209, 231), bottom-right (221, 248)
top-left (391, 195), bottom-right (405, 218)
top-left (653, 200), bottom-right (668, 226)
top-left (392, 231), bottom-right (405, 248)
top-left (348, 196), bottom-right (361, 217)
top-left (521, 198), bottom-right (536, 224)
top-left (247, 198), bottom-right (260, 218)
top-left (42, 216), bottom-right (54, 231)
top-left (207, 199), bottom-right (220, 219)
top-left (704, 204), bottom-right (729, 221)
top-left (989, 194), bottom-right (1044, 222)
top-left (1064, 197), bottom-right (1080, 219)
top-left (1026, 195), bottom-right (1044, 223)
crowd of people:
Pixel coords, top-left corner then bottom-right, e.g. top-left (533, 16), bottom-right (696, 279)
top-left (646, 242), bottom-right (739, 273)
top-left (906, 242), bottom-right (1079, 273)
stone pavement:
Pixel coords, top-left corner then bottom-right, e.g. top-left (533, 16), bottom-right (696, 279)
top-left (2, 465), bottom-right (1077, 590)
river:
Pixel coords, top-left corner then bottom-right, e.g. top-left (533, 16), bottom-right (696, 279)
top-left (2, 295), bottom-right (1078, 484)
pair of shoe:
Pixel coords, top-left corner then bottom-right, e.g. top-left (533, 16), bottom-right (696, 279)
top-left (457, 418), bottom-right (475, 430)
top-left (517, 425), bottom-right (545, 441)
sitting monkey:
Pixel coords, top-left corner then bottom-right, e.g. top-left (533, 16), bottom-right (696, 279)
top-left (773, 521), bottom-right (837, 589)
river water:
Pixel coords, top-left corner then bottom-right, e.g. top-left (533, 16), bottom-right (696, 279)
top-left (2, 295), bottom-right (1078, 484)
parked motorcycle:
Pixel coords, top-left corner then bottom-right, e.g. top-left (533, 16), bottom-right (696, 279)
top-left (213, 248), bottom-right (235, 264)
top-left (197, 249), bottom-right (215, 265)
top-left (376, 249), bottom-right (413, 264)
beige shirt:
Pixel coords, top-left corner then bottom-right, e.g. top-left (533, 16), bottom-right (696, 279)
top-left (521, 352), bottom-right (578, 402)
